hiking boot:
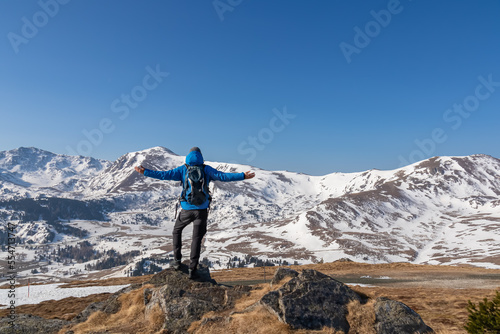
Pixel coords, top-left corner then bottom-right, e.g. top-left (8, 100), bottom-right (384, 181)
top-left (188, 269), bottom-right (199, 279)
top-left (170, 260), bottom-right (181, 271)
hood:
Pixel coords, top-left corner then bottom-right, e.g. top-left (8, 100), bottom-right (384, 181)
top-left (185, 150), bottom-right (204, 166)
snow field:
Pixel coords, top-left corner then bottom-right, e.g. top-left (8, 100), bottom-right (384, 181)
top-left (1, 283), bottom-right (129, 309)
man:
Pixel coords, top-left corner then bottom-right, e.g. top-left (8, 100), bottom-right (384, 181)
top-left (134, 147), bottom-right (255, 278)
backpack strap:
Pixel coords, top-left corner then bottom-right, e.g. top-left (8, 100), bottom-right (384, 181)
top-left (203, 164), bottom-right (212, 203)
top-left (180, 164), bottom-right (189, 202)
top-left (202, 164), bottom-right (213, 214)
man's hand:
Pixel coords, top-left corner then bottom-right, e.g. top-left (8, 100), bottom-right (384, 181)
top-left (244, 171), bottom-right (255, 179)
top-left (135, 165), bottom-right (145, 174)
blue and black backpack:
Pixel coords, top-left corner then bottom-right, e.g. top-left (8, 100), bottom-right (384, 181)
top-left (180, 164), bottom-right (211, 206)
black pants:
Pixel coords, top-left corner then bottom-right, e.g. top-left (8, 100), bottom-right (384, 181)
top-left (172, 208), bottom-right (208, 271)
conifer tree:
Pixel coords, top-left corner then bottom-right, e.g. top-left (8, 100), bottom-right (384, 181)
top-left (465, 291), bottom-right (500, 333)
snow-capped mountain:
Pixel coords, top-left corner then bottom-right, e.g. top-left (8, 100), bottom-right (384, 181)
top-left (0, 147), bottom-right (110, 197)
top-left (84, 146), bottom-right (184, 195)
top-left (1, 146), bottom-right (500, 281)
top-left (201, 154), bottom-right (500, 268)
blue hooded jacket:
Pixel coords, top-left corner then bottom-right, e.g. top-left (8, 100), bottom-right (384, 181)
top-left (143, 150), bottom-right (245, 210)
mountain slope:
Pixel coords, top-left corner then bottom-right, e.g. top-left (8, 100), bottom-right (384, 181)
top-left (85, 146), bottom-right (183, 195)
top-left (201, 155), bottom-right (500, 267)
top-left (0, 147), bottom-right (110, 197)
top-left (1, 147), bottom-right (500, 282)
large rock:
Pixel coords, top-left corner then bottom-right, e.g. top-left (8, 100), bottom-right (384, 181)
top-left (260, 268), bottom-right (433, 334)
top-left (374, 297), bottom-right (433, 334)
top-left (0, 314), bottom-right (69, 334)
top-left (260, 269), bottom-right (361, 332)
top-left (144, 263), bottom-right (251, 334)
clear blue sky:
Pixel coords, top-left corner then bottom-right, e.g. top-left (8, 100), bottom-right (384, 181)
top-left (1, 0), bottom-right (499, 175)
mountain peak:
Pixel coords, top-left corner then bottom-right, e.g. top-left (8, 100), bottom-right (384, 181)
top-left (0, 146), bottom-right (110, 191)
top-left (144, 146), bottom-right (179, 156)
top-left (3, 146), bottom-right (54, 156)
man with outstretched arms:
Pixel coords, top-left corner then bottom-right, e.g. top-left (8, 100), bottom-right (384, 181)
top-left (134, 147), bottom-right (255, 279)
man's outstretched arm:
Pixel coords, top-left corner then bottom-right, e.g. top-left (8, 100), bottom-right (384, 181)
top-left (206, 165), bottom-right (255, 182)
top-left (134, 165), bottom-right (183, 181)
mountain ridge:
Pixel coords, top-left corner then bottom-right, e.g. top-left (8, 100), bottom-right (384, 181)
top-left (1, 146), bottom-right (500, 282)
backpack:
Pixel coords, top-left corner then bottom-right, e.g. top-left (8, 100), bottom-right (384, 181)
top-left (181, 164), bottom-right (211, 206)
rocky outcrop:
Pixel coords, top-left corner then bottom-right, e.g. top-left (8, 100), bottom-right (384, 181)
top-left (261, 269), bottom-right (362, 332)
top-left (68, 263), bottom-right (249, 334)
top-left (260, 268), bottom-right (434, 334)
top-left (143, 263), bottom-right (251, 333)
top-left (374, 297), bottom-right (433, 334)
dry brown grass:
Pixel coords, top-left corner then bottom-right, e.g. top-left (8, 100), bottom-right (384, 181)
top-left (352, 285), bottom-right (499, 334)
top-left (189, 305), bottom-right (342, 334)
top-left (212, 261), bottom-right (500, 289)
top-left (59, 275), bottom-right (152, 288)
top-left (60, 284), bottom-right (165, 334)
top-left (0, 293), bottom-right (111, 320)
top-left (232, 277), bottom-right (295, 311)
top-left (189, 306), bottom-right (294, 334)
top-left (345, 299), bottom-right (376, 334)
top-left (234, 284), bottom-right (273, 311)
top-left (7, 261), bottom-right (500, 333)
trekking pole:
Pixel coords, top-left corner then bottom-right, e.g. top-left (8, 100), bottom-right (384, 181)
top-left (174, 202), bottom-right (179, 221)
